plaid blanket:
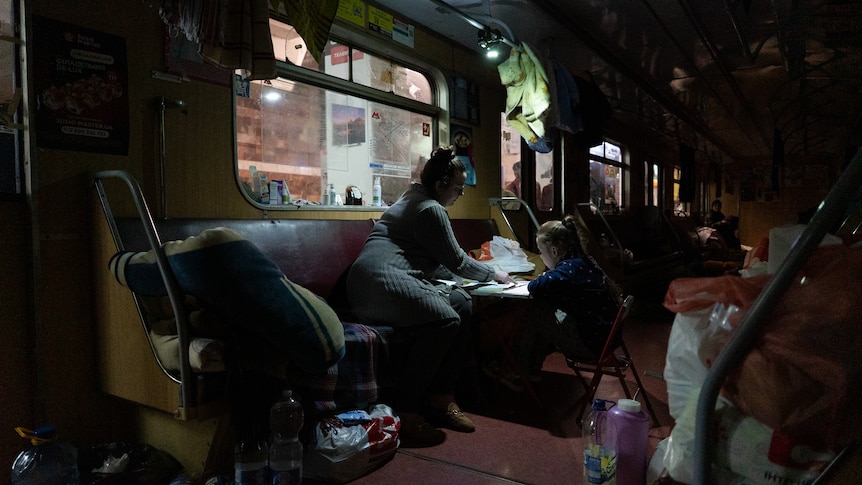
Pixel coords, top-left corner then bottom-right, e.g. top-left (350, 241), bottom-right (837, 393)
top-left (294, 322), bottom-right (394, 413)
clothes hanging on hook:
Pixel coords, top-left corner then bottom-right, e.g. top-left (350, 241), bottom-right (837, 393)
top-left (498, 42), bottom-right (552, 151)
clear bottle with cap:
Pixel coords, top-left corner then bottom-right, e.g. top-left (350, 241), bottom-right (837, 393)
top-left (582, 399), bottom-right (616, 484)
top-left (12, 426), bottom-right (80, 485)
top-left (608, 398), bottom-right (649, 485)
top-left (269, 389), bottom-right (304, 484)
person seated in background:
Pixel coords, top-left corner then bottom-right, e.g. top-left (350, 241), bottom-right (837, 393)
top-left (504, 161), bottom-right (541, 201)
top-left (703, 199), bottom-right (741, 251)
top-left (539, 178), bottom-right (554, 211)
top-left (484, 215), bottom-right (622, 391)
top-left (706, 199), bottom-right (726, 227)
top-left (347, 146), bottom-right (515, 447)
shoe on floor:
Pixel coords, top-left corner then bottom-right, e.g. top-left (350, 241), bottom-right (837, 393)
top-left (399, 412), bottom-right (446, 448)
top-left (429, 402), bottom-right (475, 433)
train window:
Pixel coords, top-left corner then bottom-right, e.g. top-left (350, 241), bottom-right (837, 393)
top-left (672, 165), bottom-right (689, 214)
top-left (645, 161), bottom-right (661, 208)
top-left (234, 20), bottom-right (442, 209)
top-left (500, 112), bottom-right (521, 198)
top-left (536, 150), bottom-right (553, 211)
top-left (589, 140), bottom-right (627, 214)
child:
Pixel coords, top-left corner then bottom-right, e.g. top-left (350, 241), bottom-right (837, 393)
top-left (485, 215), bottom-right (622, 391)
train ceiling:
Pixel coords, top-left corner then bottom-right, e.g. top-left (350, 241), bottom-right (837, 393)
top-left (373, 0), bottom-right (862, 165)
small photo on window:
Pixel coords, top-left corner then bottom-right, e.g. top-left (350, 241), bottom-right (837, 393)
top-left (332, 104), bottom-right (366, 146)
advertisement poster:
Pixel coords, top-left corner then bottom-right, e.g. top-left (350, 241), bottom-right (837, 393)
top-left (32, 16), bottom-right (129, 155)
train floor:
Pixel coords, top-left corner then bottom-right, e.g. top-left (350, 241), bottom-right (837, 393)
top-left (308, 314), bottom-right (675, 485)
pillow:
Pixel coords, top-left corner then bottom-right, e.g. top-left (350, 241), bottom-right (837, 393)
top-left (151, 330), bottom-right (226, 373)
top-left (108, 227), bottom-right (345, 374)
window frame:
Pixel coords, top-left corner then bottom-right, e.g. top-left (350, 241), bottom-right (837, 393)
top-left (232, 23), bottom-right (450, 210)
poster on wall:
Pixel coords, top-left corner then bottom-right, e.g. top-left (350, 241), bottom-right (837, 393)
top-left (32, 16), bottom-right (129, 155)
top-left (452, 124), bottom-right (476, 186)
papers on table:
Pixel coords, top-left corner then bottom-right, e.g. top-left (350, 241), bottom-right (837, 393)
top-left (434, 278), bottom-right (531, 298)
top-left (467, 281), bottom-right (531, 298)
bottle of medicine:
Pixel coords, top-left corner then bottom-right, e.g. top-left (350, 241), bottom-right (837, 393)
top-left (372, 177), bottom-right (382, 207)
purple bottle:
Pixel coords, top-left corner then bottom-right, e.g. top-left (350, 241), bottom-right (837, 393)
top-left (608, 399), bottom-right (649, 485)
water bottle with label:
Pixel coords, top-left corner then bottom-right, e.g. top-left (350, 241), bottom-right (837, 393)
top-left (582, 399), bottom-right (616, 484)
top-left (12, 426), bottom-right (79, 485)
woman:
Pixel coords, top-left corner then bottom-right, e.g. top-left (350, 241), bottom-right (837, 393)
top-left (347, 146), bottom-right (514, 447)
top-left (485, 215), bottom-right (621, 392)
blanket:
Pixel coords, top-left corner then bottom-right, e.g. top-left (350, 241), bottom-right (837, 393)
top-left (108, 226), bottom-right (345, 374)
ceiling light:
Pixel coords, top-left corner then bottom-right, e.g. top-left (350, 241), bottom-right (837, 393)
top-left (477, 27), bottom-right (504, 58)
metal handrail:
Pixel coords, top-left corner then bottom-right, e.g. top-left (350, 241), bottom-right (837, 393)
top-left (694, 149), bottom-right (862, 484)
top-left (576, 202), bottom-right (626, 273)
top-left (92, 170), bottom-right (194, 415)
top-left (489, 196), bottom-right (541, 250)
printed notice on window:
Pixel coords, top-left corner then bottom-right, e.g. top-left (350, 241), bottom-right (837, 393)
top-left (32, 16), bottom-right (129, 155)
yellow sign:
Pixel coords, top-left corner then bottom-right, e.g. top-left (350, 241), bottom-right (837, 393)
top-left (337, 0), bottom-right (366, 28)
top-left (368, 6), bottom-right (394, 37)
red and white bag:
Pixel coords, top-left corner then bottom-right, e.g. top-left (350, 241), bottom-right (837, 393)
top-left (303, 403), bottom-right (400, 483)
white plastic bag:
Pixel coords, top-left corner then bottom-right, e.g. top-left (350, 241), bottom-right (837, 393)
top-left (486, 235), bottom-right (535, 273)
top-left (303, 403), bottom-right (400, 483)
top-left (664, 390), bottom-right (835, 484)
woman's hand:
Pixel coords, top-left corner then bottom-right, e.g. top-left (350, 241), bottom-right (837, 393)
top-left (494, 269), bottom-right (516, 285)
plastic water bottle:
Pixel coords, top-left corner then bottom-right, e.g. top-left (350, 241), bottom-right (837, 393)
top-left (11, 426), bottom-right (79, 485)
top-left (583, 399), bottom-right (616, 484)
top-left (269, 390), bottom-right (304, 484)
top-left (608, 399), bottom-right (649, 485)
top-left (234, 432), bottom-right (268, 485)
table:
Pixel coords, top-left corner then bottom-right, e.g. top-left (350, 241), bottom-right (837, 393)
top-left (465, 278), bottom-right (545, 407)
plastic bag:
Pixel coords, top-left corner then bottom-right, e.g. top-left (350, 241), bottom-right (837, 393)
top-left (303, 403), bottom-right (400, 483)
top-left (663, 390), bottom-right (834, 484)
top-left (662, 275), bottom-right (766, 420)
top-left (476, 236), bottom-right (535, 273)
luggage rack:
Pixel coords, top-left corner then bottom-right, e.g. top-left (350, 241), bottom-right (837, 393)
top-left (92, 169), bottom-right (197, 419)
top-left (693, 149), bottom-right (862, 484)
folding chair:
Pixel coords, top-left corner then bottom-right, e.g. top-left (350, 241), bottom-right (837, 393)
top-left (565, 295), bottom-right (660, 426)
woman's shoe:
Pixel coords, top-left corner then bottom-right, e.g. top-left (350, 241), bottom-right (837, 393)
top-left (399, 412), bottom-right (446, 448)
top-left (430, 402), bottom-right (475, 433)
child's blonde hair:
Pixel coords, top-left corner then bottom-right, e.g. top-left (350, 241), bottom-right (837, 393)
top-left (537, 215), bottom-right (623, 304)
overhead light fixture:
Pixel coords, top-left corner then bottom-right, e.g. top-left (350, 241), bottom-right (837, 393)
top-left (478, 27), bottom-right (504, 58)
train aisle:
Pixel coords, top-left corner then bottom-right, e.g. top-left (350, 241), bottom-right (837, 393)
top-left (314, 314), bottom-right (673, 484)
